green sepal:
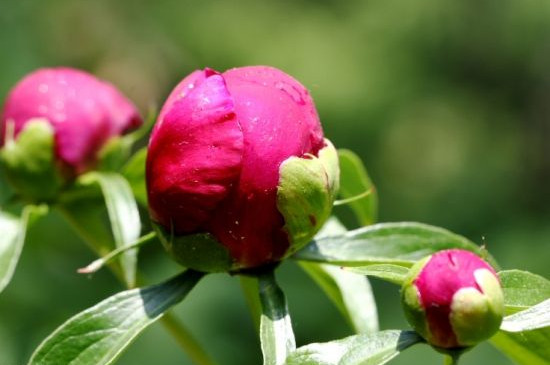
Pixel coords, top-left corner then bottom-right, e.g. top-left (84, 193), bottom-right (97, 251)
top-left (96, 136), bottom-right (132, 172)
top-left (276, 139), bottom-right (340, 256)
top-left (0, 119), bottom-right (64, 202)
top-left (400, 256), bottom-right (432, 343)
top-left (450, 268), bottom-right (504, 346)
top-left (154, 223), bottom-right (237, 273)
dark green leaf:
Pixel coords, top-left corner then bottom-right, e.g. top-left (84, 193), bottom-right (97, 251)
top-left (345, 265), bottom-right (410, 286)
top-left (0, 205), bottom-right (46, 293)
top-left (499, 270), bottom-right (550, 314)
top-left (121, 147), bottom-right (148, 207)
top-left (336, 149), bottom-right (377, 226)
top-left (259, 270), bottom-right (296, 365)
top-left (240, 275), bottom-right (262, 332)
top-left (293, 222), bottom-right (496, 269)
top-left (285, 330), bottom-right (422, 365)
top-left (28, 270), bottom-right (203, 365)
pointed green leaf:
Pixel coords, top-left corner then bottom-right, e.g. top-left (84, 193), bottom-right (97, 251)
top-left (498, 270), bottom-right (550, 314)
top-left (121, 147), bottom-right (148, 207)
top-left (75, 172), bottom-right (140, 287)
top-left (285, 330), bottom-right (422, 365)
top-left (28, 270), bottom-right (204, 365)
top-left (336, 149), bottom-right (377, 226)
top-left (345, 265), bottom-right (410, 286)
top-left (0, 205), bottom-right (46, 293)
top-left (293, 222), bottom-right (496, 269)
top-left (259, 271), bottom-right (296, 365)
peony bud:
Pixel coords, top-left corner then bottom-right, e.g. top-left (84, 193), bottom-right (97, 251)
top-left (147, 66), bottom-right (339, 272)
top-left (401, 249), bottom-right (504, 350)
top-left (0, 67), bottom-right (142, 200)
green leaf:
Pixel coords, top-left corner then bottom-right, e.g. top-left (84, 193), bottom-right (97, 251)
top-left (259, 270), bottom-right (296, 365)
top-left (299, 262), bottom-right (379, 334)
top-left (336, 149), bottom-right (377, 226)
top-left (345, 265), bottom-right (410, 286)
top-left (0, 205), bottom-right (46, 293)
top-left (83, 172), bottom-right (141, 288)
top-left (240, 275), bottom-right (262, 333)
top-left (300, 217), bottom-right (378, 334)
top-left (500, 299), bottom-right (550, 332)
top-left (285, 330), bottom-right (423, 365)
top-left (28, 270), bottom-right (204, 365)
top-left (491, 328), bottom-right (550, 365)
top-left (0, 120), bottom-right (63, 202)
top-left (499, 270), bottom-right (550, 314)
top-left (490, 272), bottom-right (550, 365)
top-left (121, 147), bottom-right (148, 207)
top-left (293, 222), bottom-right (496, 269)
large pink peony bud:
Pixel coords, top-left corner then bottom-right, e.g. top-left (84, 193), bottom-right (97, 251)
top-left (401, 249), bottom-right (504, 350)
top-left (147, 66), bottom-right (339, 272)
top-left (1, 67), bottom-right (142, 177)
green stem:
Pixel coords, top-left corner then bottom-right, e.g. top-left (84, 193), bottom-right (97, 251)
top-left (444, 354), bottom-right (460, 365)
top-left (239, 275), bottom-right (262, 333)
top-left (160, 312), bottom-right (217, 365)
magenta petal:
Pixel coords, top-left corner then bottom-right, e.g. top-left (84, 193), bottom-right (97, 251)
top-left (146, 74), bottom-right (244, 233)
top-left (415, 249), bottom-right (497, 348)
top-left (1, 67), bottom-right (142, 176)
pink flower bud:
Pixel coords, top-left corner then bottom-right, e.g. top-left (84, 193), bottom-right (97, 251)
top-left (401, 249), bottom-right (504, 349)
top-left (1, 67), bottom-right (142, 176)
top-left (147, 66), bottom-right (338, 271)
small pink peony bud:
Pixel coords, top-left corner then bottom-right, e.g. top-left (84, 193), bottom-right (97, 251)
top-left (147, 66), bottom-right (339, 272)
top-left (401, 249), bottom-right (504, 350)
top-left (1, 67), bottom-right (142, 177)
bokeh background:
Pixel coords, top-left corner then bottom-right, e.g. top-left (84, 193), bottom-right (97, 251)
top-left (1, 0), bottom-right (549, 364)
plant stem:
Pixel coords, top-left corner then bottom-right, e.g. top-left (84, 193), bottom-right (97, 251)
top-left (239, 275), bottom-right (262, 333)
top-left (444, 354), bottom-right (460, 365)
top-left (160, 312), bottom-right (217, 365)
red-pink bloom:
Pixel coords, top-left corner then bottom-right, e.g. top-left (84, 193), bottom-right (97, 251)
top-left (401, 249), bottom-right (504, 349)
top-left (1, 67), bottom-right (142, 176)
top-left (147, 66), bottom-right (328, 270)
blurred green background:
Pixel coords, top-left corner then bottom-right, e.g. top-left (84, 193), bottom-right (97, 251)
top-left (1, 0), bottom-right (549, 364)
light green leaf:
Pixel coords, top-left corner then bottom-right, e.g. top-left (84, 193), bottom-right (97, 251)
top-left (293, 222), bottom-right (495, 269)
top-left (28, 270), bottom-right (204, 365)
top-left (240, 275), bottom-right (262, 333)
top-left (285, 330), bottom-right (422, 365)
top-left (259, 270), bottom-right (296, 365)
top-left (499, 270), bottom-right (550, 314)
top-left (345, 265), bottom-right (410, 286)
top-left (500, 299), bottom-right (550, 332)
top-left (491, 328), bottom-right (550, 365)
top-left (490, 272), bottom-right (550, 365)
top-left (121, 147), bottom-right (148, 207)
top-left (83, 172), bottom-right (141, 288)
top-left (0, 205), bottom-right (46, 293)
top-left (300, 217), bottom-right (378, 334)
top-left (300, 262), bottom-right (378, 334)
top-left (336, 149), bottom-right (377, 226)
